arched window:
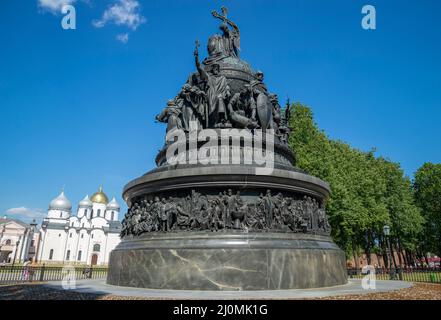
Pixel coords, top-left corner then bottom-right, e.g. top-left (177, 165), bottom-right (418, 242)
top-left (97, 209), bottom-right (101, 217)
top-left (84, 209), bottom-right (88, 217)
top-left (49, 249), bottom-right (54, 260)
top-left (77, 250), bottom-right (82, 261)
top-left (66, 250), bottom-right (70, 261)
top-left (111, 211), bottom-right (114, 221)
top-left (5, 239), bottom-right (11, 245)
top-left (60, 212), bottom-right (62, 218)
top-left (93, 244), bottom-right (100, 252)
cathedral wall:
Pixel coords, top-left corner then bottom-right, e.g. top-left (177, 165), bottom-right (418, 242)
top-left (104, 233), bottom-right (121, 264)
top-left (40, 229), bottom-right (68, 262)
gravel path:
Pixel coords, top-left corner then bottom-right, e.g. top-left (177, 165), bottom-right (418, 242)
top-left (1, 282), bottom-right (440, 300)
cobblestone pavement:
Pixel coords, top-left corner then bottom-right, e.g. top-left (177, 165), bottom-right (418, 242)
top-left (0, 282), bottom-right (440, 300)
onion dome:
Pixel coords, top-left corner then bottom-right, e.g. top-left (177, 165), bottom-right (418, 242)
top-left (91, 186), bottom-right (109, 204)
top-left (49, 191), bottom-right (72, 211)
top-left (79, 195), bottom-right (93, 208)
top-left (107, 197), bottom-right (120, 211)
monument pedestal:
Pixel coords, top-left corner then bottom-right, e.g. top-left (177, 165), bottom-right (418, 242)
top-left (108, 164), bottom-right (348, 290)
top-left (107, 232), bottom-right (347, 290)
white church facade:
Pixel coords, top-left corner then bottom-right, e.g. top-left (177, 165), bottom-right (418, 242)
top-left (38, 187), bottom-right (122, 265)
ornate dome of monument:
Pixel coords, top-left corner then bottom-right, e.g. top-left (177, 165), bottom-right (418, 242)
top-left (91, 187), bottom-right (109, 204)
top-left (49, 191), bottom-right (72, 211)
top-left (78, 195), bottom-right (93, 208)
top-left (202, 56), bottom-right (256, 96)
top-left (107, 197), bottom-right (120, 211)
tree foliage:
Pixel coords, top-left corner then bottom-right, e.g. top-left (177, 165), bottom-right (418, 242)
top-left (288, 103), bottom-right (424, 262)
top-left (413, 163), bottom-right (441, 256)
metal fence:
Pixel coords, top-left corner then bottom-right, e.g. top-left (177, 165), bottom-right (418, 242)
top-left (348, 267), bottom-right (441, 284)
top-left (0, 265), bottom-right (108, 285)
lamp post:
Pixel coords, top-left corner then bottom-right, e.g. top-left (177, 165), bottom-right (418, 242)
top-left (12, 240), bottom-right (20, 267)
top-left (0, 224), bottom-right (6, 262)
top-left (383, 225), bottom-right (397, 280)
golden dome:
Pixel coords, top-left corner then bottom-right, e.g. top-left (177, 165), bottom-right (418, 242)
top-left (90, 187), bottom-right (109, 204)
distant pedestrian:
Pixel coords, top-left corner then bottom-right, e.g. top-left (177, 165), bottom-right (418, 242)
top-left (22, 258), bottom-right (32, 281)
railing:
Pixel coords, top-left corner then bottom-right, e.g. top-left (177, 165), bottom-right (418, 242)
top-left (348, 267), bottom-right (441, 283)
top-left (0, 265), bottom-right (108, 285)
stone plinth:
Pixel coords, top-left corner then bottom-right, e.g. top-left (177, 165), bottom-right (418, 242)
top-left (107, 232), bottom-right (347, 290)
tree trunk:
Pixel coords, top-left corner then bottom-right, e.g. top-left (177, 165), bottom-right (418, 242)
top-left (380, 239), bottom-right (389, 268)
top-left (396, 239), bottom-right (403, 267)
top-left (364, 231), bottom-right (372, 265)
top-left (352, 240), bottom-right (360, 274)
top-left (375, 253), bottom-right (383, 268)
top-left (390, 240), bottom-right (398, 268)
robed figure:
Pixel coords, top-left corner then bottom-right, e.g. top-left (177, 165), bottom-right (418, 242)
top-left (194, 44), bottom-right (230, 127)
top-left (205, 7), bottom-right (241, 63)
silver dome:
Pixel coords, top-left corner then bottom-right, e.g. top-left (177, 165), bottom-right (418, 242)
top-left (49, 191), bottom-right (72, 211)
top-left (107, 197), bottom-right (120, 211)
top-left (79, 195), bottom-right (93, 208)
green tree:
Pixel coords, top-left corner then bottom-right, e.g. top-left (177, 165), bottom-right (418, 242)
top-left (413, 163), bottom-right (441, 257)
top-left (288, 102), bottom-right (424, 265)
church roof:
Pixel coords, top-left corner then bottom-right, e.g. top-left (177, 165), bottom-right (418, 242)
top-left (90, 187), bottom-right (109, 204)
top-left (49, 191), bottom-right (72, 211)
top-left (0, 217), bottom-right (31, 229)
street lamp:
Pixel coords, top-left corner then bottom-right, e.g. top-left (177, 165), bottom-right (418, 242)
top-left (0, 225), bottom-right (6, 262)
top-left (12, 240), bottom-right (20, 267)
top-left (383, 225), bottom-right (397, 280)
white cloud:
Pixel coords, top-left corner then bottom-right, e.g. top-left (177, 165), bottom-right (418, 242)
top-left (5, 207), bottom-right (46, 220)
top-left (38, 0), bottom-right (76, 14)
top-left (116, 33), bottom-right (129, 43)
top-left (93, 0), bottom-right (146, 30)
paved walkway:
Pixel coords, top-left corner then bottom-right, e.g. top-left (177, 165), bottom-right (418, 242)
top-left (44, 279), bottom-right (412, 299)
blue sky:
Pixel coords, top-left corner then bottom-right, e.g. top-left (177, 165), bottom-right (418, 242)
top-left (0, 0), bottom-right (440, 223)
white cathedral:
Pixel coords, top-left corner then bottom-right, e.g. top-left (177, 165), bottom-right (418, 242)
top-left (38, 187), bottom-right (122, 265)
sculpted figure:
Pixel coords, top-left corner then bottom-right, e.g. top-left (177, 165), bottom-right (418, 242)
top-left (166, 197), bottom-right (178, 230)
top-left (274, 99), bottom-right (291, 144)
top-left (209, 199), bottom-right (223, 231)
top-left (226, 189), bottom-right (238, 227)
top-left (227, 84), bottom-right (258, 128)
top-left (206, 6), bottom-right (240, 62)
top-left (273, 193), bottom-right (284, 228)
top-left (120, 211), bottom-right (131, 237)
top-left (156, 100), bottom-right (183, 134)
top-left (197, 204), bottom-right (210, 230)
top-left (233, 202), bottom-right (248, 230)
top-left (176, 83), bottom-right (206, 131)
top-left (230, 191), bottom-right (245, 229)
top-left (303, 196), bottom-right (317, 232)
top-left (317, 203), bottom-right (331, 234)
top-left (195, 43), bottom-right (231, 128)
top-left (174, 202), bottom-right (190, 229)
top-left (263, 190), bottom-right (274, 229)
top-left (311, 198), bottom-right (319, 232)
top-left (270, 94), bottom-right (281, 129)
top-left (251, 71), bottom-right (269, 95)
top-left (251, 71), bottom-right (274, 130)
top-left (130, 203), bottom-right (142, 235)
top-left (159, 198), bottom-right (169, 232)
top-left (150, 196), bottom-right (161, 232)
